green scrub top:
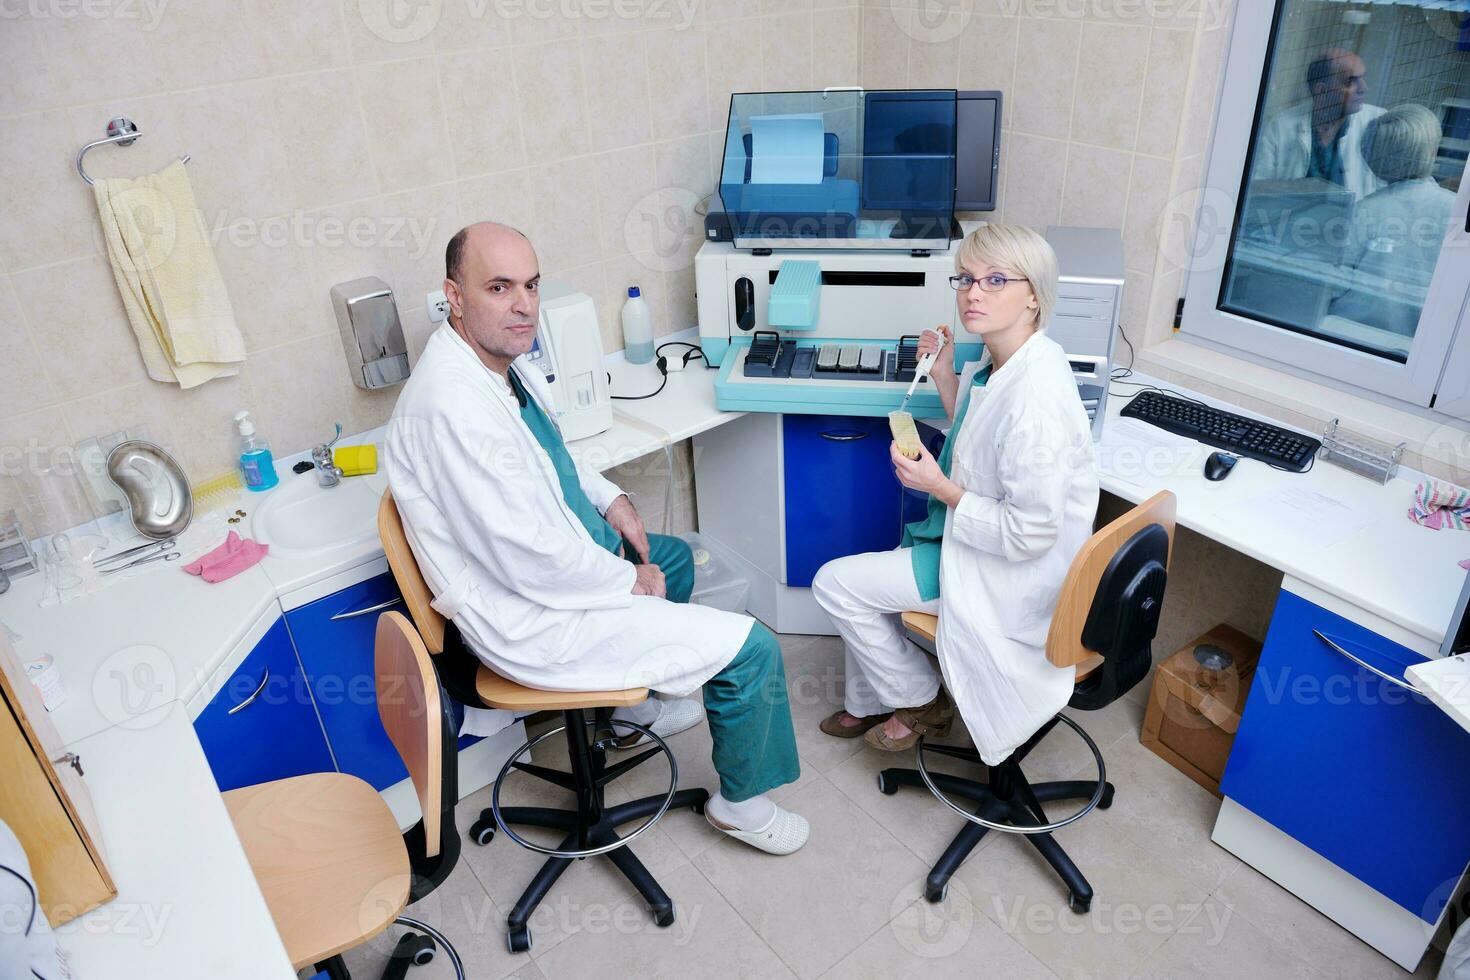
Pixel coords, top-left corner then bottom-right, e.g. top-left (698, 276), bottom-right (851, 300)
top-left (509, 370), bottom-right (623, 555)
top-left (900, 365), bottom-right (991, 602)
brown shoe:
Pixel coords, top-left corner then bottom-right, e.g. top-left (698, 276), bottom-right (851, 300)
top-left (819, 710), bottom-right (892, 738)
top-left (865, 689), bottom-right (955, 752)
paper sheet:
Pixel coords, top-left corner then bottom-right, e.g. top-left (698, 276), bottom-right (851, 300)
top-left (1213, 484), bottom-right (1377, 551)
top-left (750, 113), bottom-right (823, 185)
top-left (1097, 417), bottom-right (1203, 486)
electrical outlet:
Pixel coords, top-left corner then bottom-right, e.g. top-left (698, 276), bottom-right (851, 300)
top-left (426, 289), bottom-right (450, 323)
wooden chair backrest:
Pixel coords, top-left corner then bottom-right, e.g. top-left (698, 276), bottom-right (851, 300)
top-left (378, 489), bottom-right (447, 656)
top-left (1044, 491), bottom-right (1177, 670)
top-left (374, 610), bottom-right (444, 859)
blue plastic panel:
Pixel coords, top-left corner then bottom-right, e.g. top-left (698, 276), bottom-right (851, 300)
top-left (193, 617), bottom-right (335, 792)
top-left (769, 260), bottom-right (822, 329)
top-left (783, 414), bottom-right (906, 587)
top-left (286, 571), bottom-right (410, 791)
top-left (1221, 590), bottom-right (1470, 921)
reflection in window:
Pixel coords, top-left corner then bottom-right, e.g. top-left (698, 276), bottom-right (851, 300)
top-left (1220, 2), bottom-right (1468, 363)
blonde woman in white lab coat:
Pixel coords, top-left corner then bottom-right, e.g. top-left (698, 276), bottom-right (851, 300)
top-left (811, 224), bottom-right (1099, 764)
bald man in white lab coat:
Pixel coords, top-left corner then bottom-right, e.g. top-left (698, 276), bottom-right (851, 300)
top-left (382, 223), bottom-right (807, 853)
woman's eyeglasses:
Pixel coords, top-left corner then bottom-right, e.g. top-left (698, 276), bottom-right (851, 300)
top-left (949, 273), bottom-right (1028, 292)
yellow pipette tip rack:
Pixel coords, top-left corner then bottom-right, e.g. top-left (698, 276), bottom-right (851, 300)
top-left (889, 411), bottom-right (922, 460)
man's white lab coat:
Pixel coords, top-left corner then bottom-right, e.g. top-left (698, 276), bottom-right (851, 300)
top-left (383, 324), bottom-right (752, 707)
top-left (1254, 101), bottom-right (1387, 200)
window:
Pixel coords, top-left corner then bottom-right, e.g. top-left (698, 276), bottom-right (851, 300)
top-left (1181, 0), bottom-right (1470, 418)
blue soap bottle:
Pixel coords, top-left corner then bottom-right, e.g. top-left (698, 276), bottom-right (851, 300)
top-left (234, 410), bottom-right (279, 492)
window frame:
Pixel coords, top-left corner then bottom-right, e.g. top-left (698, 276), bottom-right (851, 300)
top-left (1179, 0), bottom-right (1470, 414)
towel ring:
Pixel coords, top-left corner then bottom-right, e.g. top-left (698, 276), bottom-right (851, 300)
top-left (76, 117), bottom-right (190, 186)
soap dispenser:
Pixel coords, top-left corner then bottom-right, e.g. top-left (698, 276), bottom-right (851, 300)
top-left (235, 411), bottom-right (279, 492)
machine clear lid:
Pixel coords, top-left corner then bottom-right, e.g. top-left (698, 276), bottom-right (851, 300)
top-left (716, 89), bottom-right (958, 250)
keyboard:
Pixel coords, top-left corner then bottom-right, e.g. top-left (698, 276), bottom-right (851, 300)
top-left (1120, 390), bottom-right (1321, 472)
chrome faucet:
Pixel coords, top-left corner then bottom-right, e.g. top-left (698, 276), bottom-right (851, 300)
top-left (312, 423), bottom-right (344, 488)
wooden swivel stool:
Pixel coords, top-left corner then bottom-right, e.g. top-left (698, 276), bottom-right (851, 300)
top-left (378, 490), bottom-right (709, 953)
top-left (224, 610), bottom-right (465, 979)
top-left (880, 491), bottom-right (1177, 911)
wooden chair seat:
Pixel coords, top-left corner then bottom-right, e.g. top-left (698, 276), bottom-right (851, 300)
top-left (899, 612), bottom-right (1103, 682)
top-left (223, 772), bottom-right (410, 970)
top-left (474, 663), bottom-right (648, 711)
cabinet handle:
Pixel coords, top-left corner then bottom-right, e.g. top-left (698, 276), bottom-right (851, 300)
top-left (329, 596), bottom-right (403, 621)
top-left (819, 431), bottom-right (869, 442)
top-left (227, 667), bottom-right (270, 715)
top-left (1313, 629), bottom-right (1417, 693)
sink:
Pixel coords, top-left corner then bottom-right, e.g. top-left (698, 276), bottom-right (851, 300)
top-left (249, 467), bottom-right (389, 559)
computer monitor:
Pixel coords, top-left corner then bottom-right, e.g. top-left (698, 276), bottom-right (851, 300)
top-left (955, 90), bottom-right (1002, 211)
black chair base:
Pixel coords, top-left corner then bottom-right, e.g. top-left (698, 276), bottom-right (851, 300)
top-left (472, 706), bottom-right (709, 953)
top-left (878, 742), bottom-right (1114, 913)
top-left (313, 924), bottom-right (450, 980)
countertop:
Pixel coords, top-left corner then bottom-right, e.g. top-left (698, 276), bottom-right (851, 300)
top-left (54, 701), bottom-right (297, 979)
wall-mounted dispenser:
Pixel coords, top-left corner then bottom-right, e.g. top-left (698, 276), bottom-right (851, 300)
top-left (330, 277), bottom-right (411, 389)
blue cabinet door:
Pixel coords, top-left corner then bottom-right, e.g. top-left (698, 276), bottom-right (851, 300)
top-left (783, 414), bottom-right (906, 587)
top-left (194, 617), bottom-right (335, 792)
top-left (286, 571), bottom-right (408, 791)
top-left (1220, 590), bottom-right (1470, 922)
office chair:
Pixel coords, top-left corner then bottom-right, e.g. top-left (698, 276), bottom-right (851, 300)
top-left (223, 610), bottom-right (465, 979)
top-left (880, 490), bottom-right (1176, 912)
top-left (378, 490), bottom-right (709, 953)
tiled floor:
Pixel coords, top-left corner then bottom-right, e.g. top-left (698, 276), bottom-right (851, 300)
top-left (333, 633), bottom-right (1447, 980)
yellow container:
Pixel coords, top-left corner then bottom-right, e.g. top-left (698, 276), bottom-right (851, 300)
top-left (333, 444), bottom-right (378, 477)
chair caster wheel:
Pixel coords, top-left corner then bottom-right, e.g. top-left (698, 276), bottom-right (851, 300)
top-left (1068, 892), bottom-right (1091, 914)
top-left (1098, 783), bottom-right (1115, 810)
top-left (652, 905), bottom-right (675, 928)
top-left (877, 772), bottom-right (899, 796)
top-left (925, 880), bottom-right (948, 903)
top-left (394, 932), bottom-right (435, 966)
top-left (470, 817), bottom-right (495, 846)
top-left (691, 798), bottom-right (706, 816)
top-left (506, 926), bottom-right (532, 953)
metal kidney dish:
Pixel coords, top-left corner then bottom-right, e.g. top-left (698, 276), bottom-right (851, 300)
top-left (106, 441), bottom-right (193, 539)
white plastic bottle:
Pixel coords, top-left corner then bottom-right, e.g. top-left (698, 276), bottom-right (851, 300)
top-left (621, 286), bottom-right (654, 364)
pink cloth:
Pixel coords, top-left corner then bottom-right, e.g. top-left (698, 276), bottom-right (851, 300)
top-left (1409, 478), bottom-right (1470, 530)
top-left (183, 531), bottom-right (268, 583)
top-left (1461, 560), bottom-right (1470, 571)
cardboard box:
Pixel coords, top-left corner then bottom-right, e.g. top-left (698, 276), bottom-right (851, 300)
top-left (1140, 624), bottom-right (1262, 797)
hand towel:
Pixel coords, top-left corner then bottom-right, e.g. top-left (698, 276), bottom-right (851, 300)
top-left (1409, 478), bottom-right (1470, 531)
top-left (93, 159), bottom-right (245, 389)
top-left (183, 531), bottom-right (268, 583)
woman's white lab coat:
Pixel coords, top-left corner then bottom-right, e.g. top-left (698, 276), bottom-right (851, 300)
top-left (383, 324), bottom-right (752, 699)
top-left (1329, 177), bottom-right (1456, 339)
top-left (935, 331), bottom-right (1099, 765)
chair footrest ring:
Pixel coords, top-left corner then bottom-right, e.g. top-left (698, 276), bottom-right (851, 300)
top-left (491, 718), bottom-right (678, 859)
top-left (914, 714), bottom-right (1106, 835)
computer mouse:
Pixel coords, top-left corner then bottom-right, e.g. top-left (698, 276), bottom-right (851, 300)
top-left (1203, 451), bottom-right (1238, 481)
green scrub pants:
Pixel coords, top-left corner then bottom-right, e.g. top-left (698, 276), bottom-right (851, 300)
top-left (625, 535), bottom-right (800, 802)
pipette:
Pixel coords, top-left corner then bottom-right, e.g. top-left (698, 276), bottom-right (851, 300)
top-left (896, 329), bottom-right (947, 415)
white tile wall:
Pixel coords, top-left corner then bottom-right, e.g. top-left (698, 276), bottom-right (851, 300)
top-left (0, 0), bottom-right (1221, 534)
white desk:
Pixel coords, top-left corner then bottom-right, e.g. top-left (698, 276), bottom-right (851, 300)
top-left (589, 349), bottom-right (1469, 649)
top-left (1407, 652), bottom-right (1470, 734)
top-left (54, 701), bottom-right (295, 979)
top-left (1094, 381), bottom-right (1467, 651)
